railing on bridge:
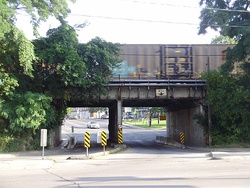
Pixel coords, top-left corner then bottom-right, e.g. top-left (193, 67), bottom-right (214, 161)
top-left (108, 79), bottom-right (206, 87)
top-left (111, 73), bottom-right (201, 81)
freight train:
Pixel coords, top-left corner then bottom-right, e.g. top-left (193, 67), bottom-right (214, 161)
top-left (112, 44), bottom-right (235, 79)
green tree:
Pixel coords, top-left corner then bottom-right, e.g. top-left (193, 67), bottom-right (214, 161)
top-left (0, 0), bottom-right (75, 150)
top-left (32, 23), bottom-right (87, 131)
top-left (88, 107), bottom-right (107, 114)
top-left (75, 37), bottom-right (122, 104)
top-left (203, 71), bottom-right (250, 144)
top-left (3, 0), bottom-right (76, 36)
top-left (33, 25), bottom-right (122, 131)
top-left (0, 0), bottom-right (76, 75)
top-left (199, 0), bottom-right (250, 144)
top-left (211, 35), bottom-right (237, 44)
top-left (199, 0), bottom-right (250, 73)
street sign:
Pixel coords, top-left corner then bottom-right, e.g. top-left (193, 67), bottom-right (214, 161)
top-left (40, 129), bottom-right (47, 157)
top-left (40, 129), bottom-right (47, 147)
top-left (101, 131), bottom-right (107, 146)
top-left (84, 132), bottom-right (91, 157)
top-left (156, 89), bottom-right (167, 96)
top-left (84, 132), bottom-right (90, 148)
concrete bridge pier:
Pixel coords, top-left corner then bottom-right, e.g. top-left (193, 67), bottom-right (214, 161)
top-left (108, 99), bottom-right (123, 145)
top-left (166, 103), bottom-right (205, 146)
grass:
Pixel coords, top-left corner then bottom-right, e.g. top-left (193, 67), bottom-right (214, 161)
top-left (212, 143), bottom-right (250, 148)
top-left (123, 118), bottom-right (166, 129)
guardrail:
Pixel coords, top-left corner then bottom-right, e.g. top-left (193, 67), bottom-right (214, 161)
top-left (108, 79), bottom-right (206, 87)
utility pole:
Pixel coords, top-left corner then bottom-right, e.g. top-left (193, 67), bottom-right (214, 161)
top-left (207, 56), bottom-right (212, 147)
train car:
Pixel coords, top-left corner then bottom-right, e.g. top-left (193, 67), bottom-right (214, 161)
top-left (112, 44), bottom-right (235, 79)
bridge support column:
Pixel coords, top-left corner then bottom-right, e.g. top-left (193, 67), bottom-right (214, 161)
top-left (108, 100), bottom-right (123, 145)
top-left (166, 105), bottom-right (205, 146)
top-left (117, 100), bottom-right (122, 127)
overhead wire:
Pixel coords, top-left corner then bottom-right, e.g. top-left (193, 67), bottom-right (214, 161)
top-left (119, 0), bottom-right (250, 13)
top-left (4, 1), bottom-right (250, 29)
top-left (68, 13), bottom-right (250, 29)
top-left (66, 0), bottom-right (250, 28)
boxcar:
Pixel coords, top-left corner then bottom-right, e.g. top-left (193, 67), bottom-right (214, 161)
top-left (113, 44), bottom-right (234, 79)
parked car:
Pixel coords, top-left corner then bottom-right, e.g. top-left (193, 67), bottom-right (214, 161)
top-left (87, 121), bottom-right (100, 129)
top-left (101, 114), bottom-right (109, 119)
top-left (123, 114), bottom-right (136, 119)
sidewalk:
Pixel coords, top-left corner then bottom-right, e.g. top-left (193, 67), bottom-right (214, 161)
top-left (1, 138), bottom-right (250, 170)
top-left (0, 143), bottom-right (127, 170)
top-left (188, 147), bottom-right (250, 160)
top-left (155, 135), bottom-right (250, 160)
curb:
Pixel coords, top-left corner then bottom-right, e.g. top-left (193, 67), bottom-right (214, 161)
top-left (66, 144), bottom-right (127, 160)
top-left (0, 144), bottom-right (128, 170)
top-left (155, 136), bottom-right (250, 160)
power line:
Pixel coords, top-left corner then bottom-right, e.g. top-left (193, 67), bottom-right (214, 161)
top-left (69, 13), bottom-right (198, 26)
top-left (119, 0), bottom-right (250, 13)
top-left (119, 0), bottom-right (200, 9)
top-left (1, 0), bottom-right (250, 13)
top-left (69, 13), bottom-right (250, 29)
top-left (14, 9), bottom-right (250, 29)
top-left (3, 1), bottom-right (250, 29)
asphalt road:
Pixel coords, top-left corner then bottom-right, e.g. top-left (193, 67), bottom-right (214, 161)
top-left (1, 119), bottom-right (250, 188)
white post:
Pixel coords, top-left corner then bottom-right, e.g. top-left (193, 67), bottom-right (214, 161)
top-left (40, 129), bottom-right (47, 158)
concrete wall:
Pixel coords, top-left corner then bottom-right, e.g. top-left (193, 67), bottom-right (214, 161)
top-left (167, 105), bottom-right (205, 146)
top-left (49, 126), bottom-right (61, 147)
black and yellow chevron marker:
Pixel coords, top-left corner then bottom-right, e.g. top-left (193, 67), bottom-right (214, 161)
top-left (118, 130), bottom-right (123, 144)
top-left (180, 132), bottom-right (185, 144)
top-left (101, 131), bottom-right (107, 146)
top-left (84, 132), bottom-right (90, 148)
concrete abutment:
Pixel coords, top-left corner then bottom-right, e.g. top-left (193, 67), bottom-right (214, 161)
top-left (165, 103), bottom-right (205, 147)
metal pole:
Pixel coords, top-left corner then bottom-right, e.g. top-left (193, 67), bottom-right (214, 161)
top-left (207, 56), bottom-right (212, 147)
top-left (103, 146), bottom-right (105, 155)
top-left (42, 146), bottom-right (45, 158)
top-left (86, 147), bottom-right (89, 157)
top-left (148, 108), bottom-right (152, 127)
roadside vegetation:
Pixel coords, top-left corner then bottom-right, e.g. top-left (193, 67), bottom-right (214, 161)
top-left (197, 0), bottom-right (250, 146)
top-left (123, 118), bottom-right (166, 129)
top-left (0, 1), bottom-right (121, 152)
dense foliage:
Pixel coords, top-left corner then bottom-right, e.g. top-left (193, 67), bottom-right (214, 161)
top-left (199, 0), bottom-right (250, 145)
top-left (0, 0), bottom-right (122, 151)
top-left (211, 35), bottom-right (237, 44)
top-left (202, 71), bottom-right (250, 144)
top-left (0, 0), bottom-right (75, 151)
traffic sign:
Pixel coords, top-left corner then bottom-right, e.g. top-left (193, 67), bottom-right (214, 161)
top-left (101, 131), bottom-right (107, 146)
top-left (156, 89), bottom-right (167, 96)
top-left (118, 130), bottom-right (123, 144)
top-left (84, 132), bottom-right (90, 148)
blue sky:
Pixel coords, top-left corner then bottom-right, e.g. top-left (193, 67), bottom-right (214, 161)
top-left (16, 0), bottom-right (218, 44)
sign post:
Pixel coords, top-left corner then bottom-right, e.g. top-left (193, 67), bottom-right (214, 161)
top-left (84, 132), bottom-right (90, 157)
top-left (101, 131), bottom-right (107, 155)
top-left (40, 129), bottom-right (47, 158)
top-left (180, 132), bottom-right (185, 149)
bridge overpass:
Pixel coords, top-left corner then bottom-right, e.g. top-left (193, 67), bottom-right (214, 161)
top-left (62, 44), bottom-right (234, 147)
top-left (67, 79), bottom-right (207, 146)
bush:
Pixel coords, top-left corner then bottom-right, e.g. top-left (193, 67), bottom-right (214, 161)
top-left (0, 136), bottom-right (25, 152)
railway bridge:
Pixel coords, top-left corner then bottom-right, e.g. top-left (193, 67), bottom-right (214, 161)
top-left (67, 79), bottom-right (207, 146)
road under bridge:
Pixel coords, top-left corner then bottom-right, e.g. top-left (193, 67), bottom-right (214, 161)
top-left (67, 79), bottom-right (207, 147)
